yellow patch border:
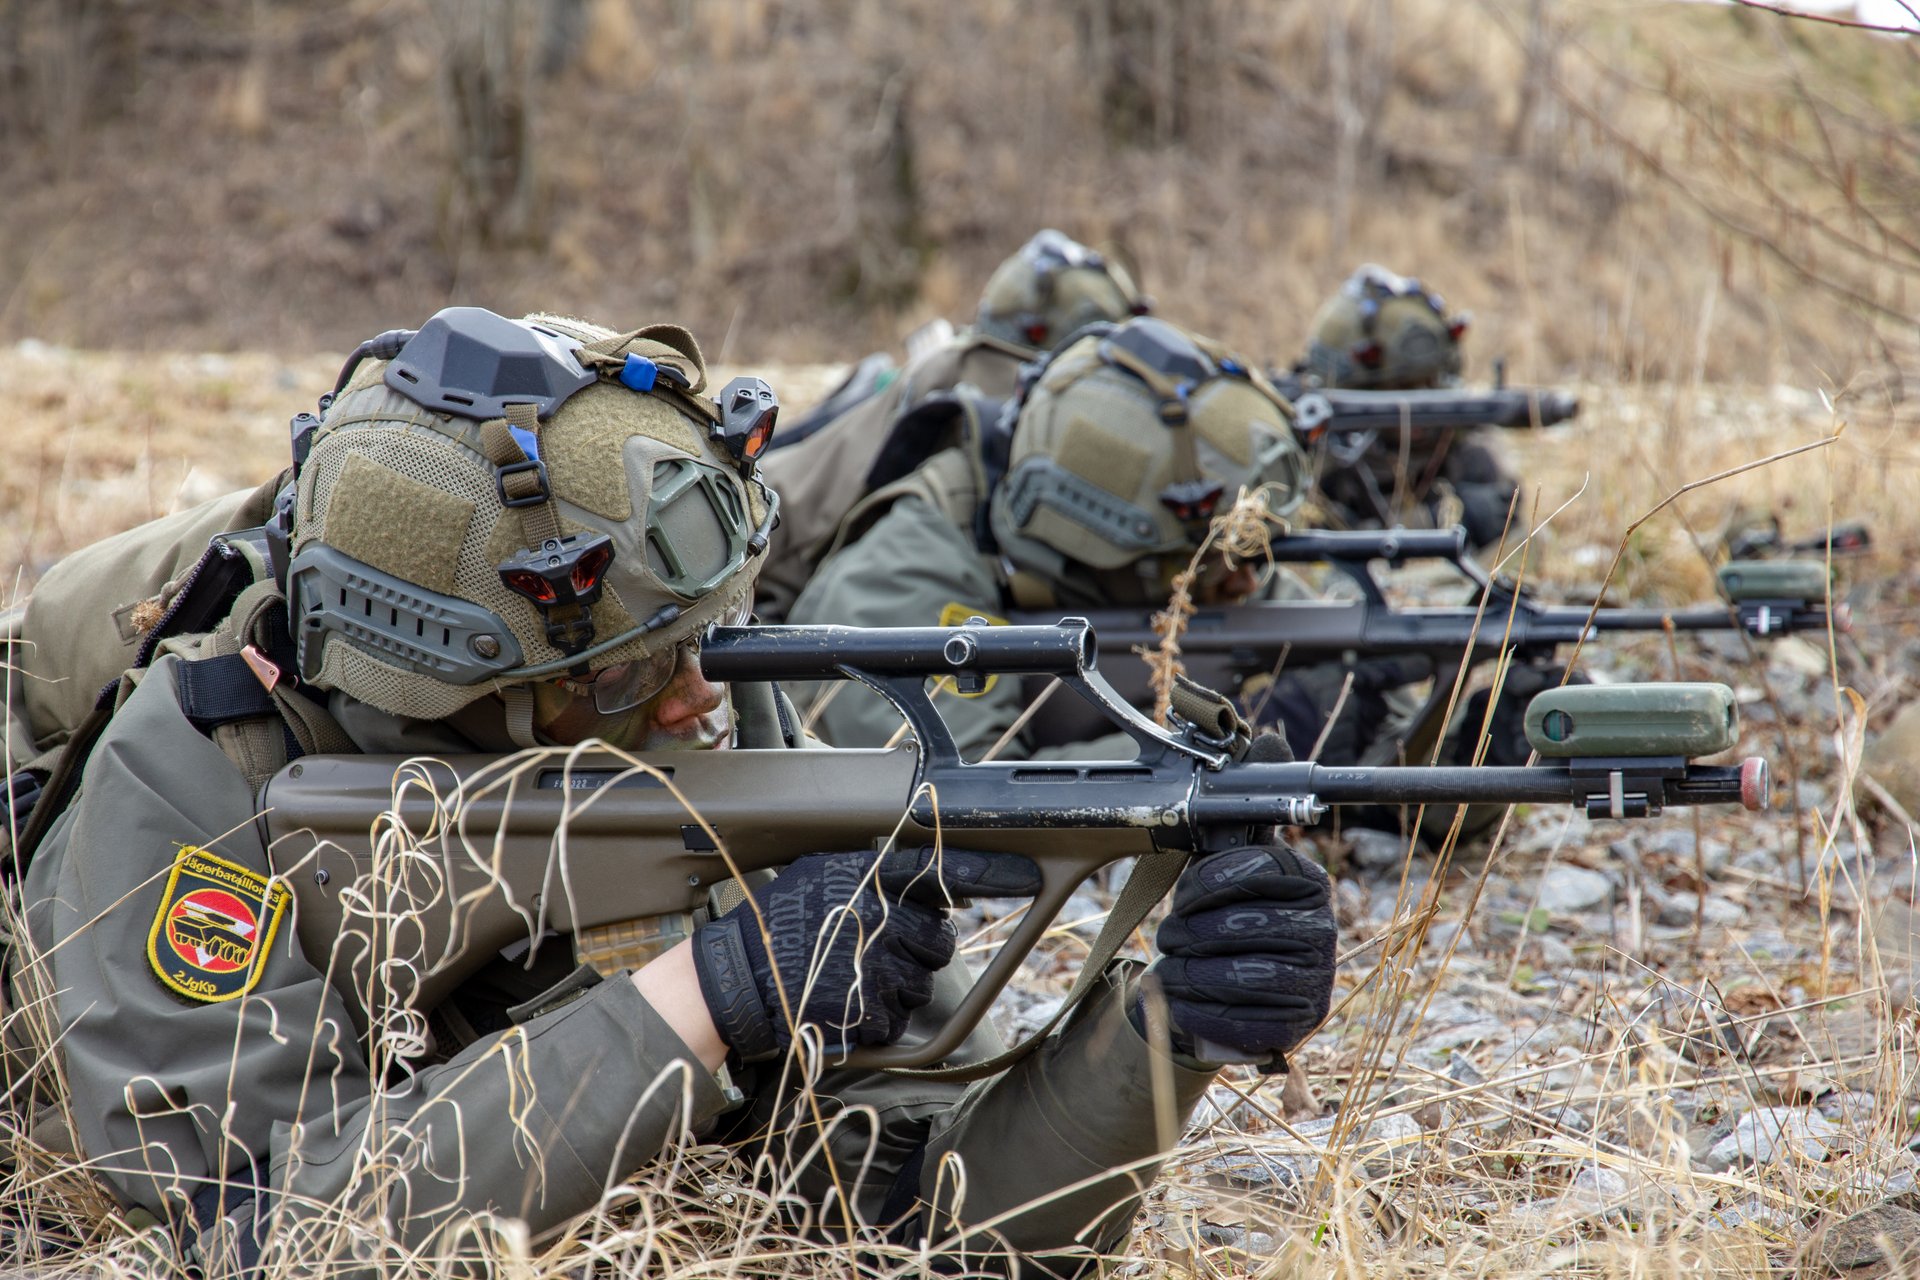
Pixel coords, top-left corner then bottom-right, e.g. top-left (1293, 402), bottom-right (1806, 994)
top-left (934, 603), bottom-right (1009, 698)
top-left (146, 846), bottom-right (290, 1004)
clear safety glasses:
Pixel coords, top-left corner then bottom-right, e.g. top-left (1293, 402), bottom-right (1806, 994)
top-left (558, 596), bottom-right (751, 715)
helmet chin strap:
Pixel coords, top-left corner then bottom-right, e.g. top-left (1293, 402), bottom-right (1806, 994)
top-left (499, 684), bottom-right (541, 749)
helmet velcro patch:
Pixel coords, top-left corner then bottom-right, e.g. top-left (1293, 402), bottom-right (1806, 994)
top-left (323, 452), bottom-right (475, 596)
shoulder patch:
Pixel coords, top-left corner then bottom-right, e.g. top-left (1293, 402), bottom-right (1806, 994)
top-left (147, 847), bottom-right (290, 1004)
top-left (934, 602), bottom-right (1009, 698)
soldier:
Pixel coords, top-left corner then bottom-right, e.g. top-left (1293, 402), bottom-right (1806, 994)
top-left (1296, 264), bottom-right (1519, 550)
top-left (6, 309), bottom-right (1335, 1275)
top-left (757, 230), bottom-right (1148, 620)
top-left (784, 313), bottom-right (1408, 767)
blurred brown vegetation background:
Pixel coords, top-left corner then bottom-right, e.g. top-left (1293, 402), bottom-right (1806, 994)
top-left (1, 0), bottom-right (1916, 390)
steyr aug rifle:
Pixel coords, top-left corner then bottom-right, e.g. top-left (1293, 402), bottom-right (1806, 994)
top-left (263, 620), bottom-right (1768, 1069)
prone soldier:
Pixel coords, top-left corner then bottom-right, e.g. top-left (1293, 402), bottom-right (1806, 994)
top-left (757, 229), bottom-right (1148, 620)
top-left (2, 308), bottom-right (1337, 1275)
top-left (784, 312), bottom-right (1410, 767)
top-left (1290, 264), bottom-right (1523, 550)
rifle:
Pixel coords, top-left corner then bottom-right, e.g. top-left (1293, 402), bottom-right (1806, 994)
top-left (1265, 376), bottom-right (1580, 464)
top-left (1011, 543), bottom-right (1843, 760)
top-left (1725, 518), bottom-right (1872, 562)
top-left (261, 621), bottom-right (1767, 1069)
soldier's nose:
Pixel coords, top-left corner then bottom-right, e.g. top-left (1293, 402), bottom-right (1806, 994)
top-left (651, 648), bottom-right (724, 729)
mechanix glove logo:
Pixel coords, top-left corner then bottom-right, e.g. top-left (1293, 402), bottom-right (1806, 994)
top-left (147, 848), bottom-right (290, 1004)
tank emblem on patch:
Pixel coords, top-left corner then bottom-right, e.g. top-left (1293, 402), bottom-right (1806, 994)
top-left (935, 602), bottom-right (1009, 697)
top-left (147, 847), bottom-right (289, 1004)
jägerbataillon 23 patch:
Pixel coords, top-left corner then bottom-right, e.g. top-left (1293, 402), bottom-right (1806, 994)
top-left (147, 847), bottom-right (290, 1003)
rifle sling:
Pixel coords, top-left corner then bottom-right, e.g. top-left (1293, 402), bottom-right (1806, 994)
top-left (882, 847), bottom-right (1188, 1082)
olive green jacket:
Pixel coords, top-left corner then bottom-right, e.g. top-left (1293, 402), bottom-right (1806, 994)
top-left (15, 649), bottom-right (1212, 1270)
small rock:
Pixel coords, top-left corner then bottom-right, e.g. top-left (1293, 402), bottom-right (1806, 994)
top-left (1703, 1107), bottom-right (1843, 1171)
top-left (1347, 828), bottom-right (1410, 872)
top-left (1541, 1105), bottom-right (1595, 1133)
top-left (1196, 1222), bottom-right (1245, 1248)
top-left (1419, 1018), bottom-right (1512, 1055)
top-left (1818, 1091), bottom-right (1878, 1125)
top-left (1742, 929), bottom-right (1802, 961)
top-left (1655, 891), bottom-right (1747, 928)
top-left (1568, 1164), bottom-right (1629, 1201)
top-left (1530, 933), bottom-right (1577, 968)
top-left (1707, 1197), bottom-right (1793, 1232)
top-left (1197, 1150), bottom-right (1306, 1191)
top-left (1536, 865), bottom-right (1612, 914)
top-left (1333, 879), bottom-right (1369, 930)
top-left (1423, 919), bottom-right (1467, 957)
top-left (1641, 829), bottom-right (1697, 859)
top-left (1447, 1054), bottom-right (1487, 1087)
top-left (1243, 1231), bottom-right (1278, 1258)
top-left (1801, 1201), bottom-right (1920, 1279)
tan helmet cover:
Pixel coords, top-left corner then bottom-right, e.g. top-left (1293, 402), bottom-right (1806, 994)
top-left (291, 315), bottom-right (769, 720)
top-left (989, 320), bottom-right (1304, 600)
top-left (976, 230), bottom-right (1145, 352)
top-left (1303, 264), bottom-right (1465, 390)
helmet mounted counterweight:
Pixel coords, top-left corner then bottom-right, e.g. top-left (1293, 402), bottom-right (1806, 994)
top-left (282, 307), bottom-right (780, 719)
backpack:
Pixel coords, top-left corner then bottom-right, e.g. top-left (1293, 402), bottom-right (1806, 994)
top-left (2, 496), bottom-right (330, 867)
top-left (754, 331), bottom-right (1030, 620)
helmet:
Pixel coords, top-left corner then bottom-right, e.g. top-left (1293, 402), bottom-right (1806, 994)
top-left (975, 229), bottom-right (1149, 352)
top-left (1301, 264), bottom-right (1467, 390)
top-left (286, 307), bottom-right (778, 721)
top-left (988, 316), bottom-right (1306, 607)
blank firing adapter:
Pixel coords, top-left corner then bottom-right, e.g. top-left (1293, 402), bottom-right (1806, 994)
top-left (1524, 682), bottom-right (1739, 760)
top-left (1717, 559), bottom-right (1829, 603)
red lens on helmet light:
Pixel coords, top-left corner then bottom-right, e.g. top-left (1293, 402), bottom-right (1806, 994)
top-left (743, 413), bottom-right (775, 460)
top-left (503, 569), bottom-right (558, 604)
top-left (1024, 322), bottom-right (1049, 345)
top-left (1447, 316), bottom-right (1469, 341)
top-left (1354, 341), bottom-right (1384, 368)
top-left (1161, 480), bottom-right (1225, 524)
top-left (569, 541), bottom-right (613, 595)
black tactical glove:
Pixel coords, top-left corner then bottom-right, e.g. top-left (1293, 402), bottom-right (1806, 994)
top-left (692, 847), bottom-right (1041, 1062)
top-left (1243, 658), bottom-right (1425, 765)
top-left (1140, 843), bottom-right (1336, 1066)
